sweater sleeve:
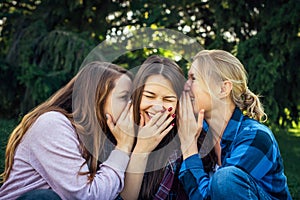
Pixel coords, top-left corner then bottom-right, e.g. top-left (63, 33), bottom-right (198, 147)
top-left (178, 154), bottom-right (211, 200)
top-left (26, 111), bottom-right (129, 200)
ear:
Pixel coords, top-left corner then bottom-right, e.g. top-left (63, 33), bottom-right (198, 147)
top-left (219, 80), bottom-right (232, 99)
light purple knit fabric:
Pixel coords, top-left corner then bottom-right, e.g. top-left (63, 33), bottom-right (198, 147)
top-left (0, 111), bottom-right (129, 200)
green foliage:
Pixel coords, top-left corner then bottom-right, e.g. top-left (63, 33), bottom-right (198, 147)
top-left (0, 0), bottom-right (299, 127)
top-left (0, 61), bottom-right (24, 118)
top-left (237, 0), bottom-right (300, 126)
top-left (4, 19), bottom-right (94, 114)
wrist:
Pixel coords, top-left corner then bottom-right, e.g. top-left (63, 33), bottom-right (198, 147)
top-left (132, 142), bottom-right (153, 154)
top-left (116, 144), bottom-right (132, 155)
top-left (181, 141), bottom-right (198, 160)
top-left (127, 151), bottom-right (149, 173)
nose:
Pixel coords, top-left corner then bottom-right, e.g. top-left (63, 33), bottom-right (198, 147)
top-left (152, 104), bottom-right (164, 112)
top-left (184, 80), bottom-right (192, 91)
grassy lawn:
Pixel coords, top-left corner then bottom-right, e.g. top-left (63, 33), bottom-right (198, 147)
top-left (0, 119), bottom-right (17, 176)
top-left (0, 119), bottom-right (299, 198)
top-left (274, 127), bottom-right (300, 199)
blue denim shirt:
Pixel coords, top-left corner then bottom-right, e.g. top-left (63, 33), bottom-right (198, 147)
top-left (179, 107), bottom-right (291, 200)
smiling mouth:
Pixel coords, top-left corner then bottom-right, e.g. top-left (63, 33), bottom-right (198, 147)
top-left (146, 112), bottom-right (155, 119)
top-left (188, 92), bottom-right (195, 102)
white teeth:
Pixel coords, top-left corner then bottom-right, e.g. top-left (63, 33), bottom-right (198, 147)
top-left (148, 112), bottom-right (155, 118)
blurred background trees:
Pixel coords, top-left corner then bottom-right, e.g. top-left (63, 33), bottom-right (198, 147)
top-left (0, 0), bottom-right (299, 127)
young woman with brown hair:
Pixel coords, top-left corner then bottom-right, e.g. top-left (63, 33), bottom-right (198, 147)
top-left (120, 55), bottom-right (188, 200)
top-left (0, 61), bottom-right (134, 200)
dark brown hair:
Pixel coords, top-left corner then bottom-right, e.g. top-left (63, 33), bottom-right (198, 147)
top-left (131, 55), bottom-right (185, 199)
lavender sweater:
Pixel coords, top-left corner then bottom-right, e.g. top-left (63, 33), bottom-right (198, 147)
top-left (0, 111), bottom-right (130, 200)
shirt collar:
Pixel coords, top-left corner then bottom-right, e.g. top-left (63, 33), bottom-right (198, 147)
top-left (202, 107), bottom-right (243, 136)
top-left (221, 107), bottom-right (244, 142)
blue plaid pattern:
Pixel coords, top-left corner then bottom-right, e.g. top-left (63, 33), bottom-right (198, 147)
top-left (179, 107), bottom-right (291, 200)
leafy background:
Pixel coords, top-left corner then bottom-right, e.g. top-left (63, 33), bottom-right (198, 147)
top-left (0, 0), bottom-right (299, 198)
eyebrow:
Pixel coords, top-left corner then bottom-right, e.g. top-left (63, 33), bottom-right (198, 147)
top-left (143, 90), bottom-right (155, 95)
top-left (143, 90), bottom-right (177, 99)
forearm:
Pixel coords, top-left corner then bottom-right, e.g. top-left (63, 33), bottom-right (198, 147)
top-left (179, 154), bottom-right (210, 200)
top-left (120, 152), bottom-right (149, 200)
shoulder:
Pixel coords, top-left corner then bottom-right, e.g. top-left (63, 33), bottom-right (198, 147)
top-left (33, 111), bottom-right (74, 132)
top-left (37, 111), bottom-right (72, 126)
top-left (240, 118), bottom-right (273, 138)
top-left (236, 118), bottom-right (275, 152)
top-left (27, 111), bottom-right (76, 141)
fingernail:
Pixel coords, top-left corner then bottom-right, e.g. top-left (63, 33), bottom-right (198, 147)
top-left (171, 123), bottom-right (175, 126)
top-left (105, 114), bottom-right (109, 119)
top-left (168, 107), bottom-right (173, 112)
top-left (172, 113), bottom-right (176, 118)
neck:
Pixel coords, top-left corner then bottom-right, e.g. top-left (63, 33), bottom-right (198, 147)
top-left (206, 102), bottom-right (235, 140)
top-left (206, 102), bottom-right (235, 166)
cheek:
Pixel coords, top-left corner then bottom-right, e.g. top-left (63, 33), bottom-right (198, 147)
top-left (139, 98), bottom-right (149, 123)
top-left (191, 83), bottom-right (198, 94)
top-left (165, 102), bottom-right (177, 114)
top-left (116, 102), bottom-right (126, 117)
top-left (110, 99), bottom-right (127, 123)
top-left (139, 97), bottom-right (148, 110)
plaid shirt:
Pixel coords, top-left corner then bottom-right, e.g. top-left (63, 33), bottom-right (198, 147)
top-left (153, 150), bottom-right (188, 200)
top-left (179, 107), bottom-right (292, 200)
top-left (116, 150), bottom-right (188, 200)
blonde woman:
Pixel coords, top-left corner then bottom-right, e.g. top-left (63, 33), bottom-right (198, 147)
top-left (0, 62), bottom-right (134, 200)
top-left (178, 50), bottom-right (291, 199)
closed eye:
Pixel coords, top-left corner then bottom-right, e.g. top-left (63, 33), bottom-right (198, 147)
top-left (119, 92), bottom-right (130, 100)
top-left (188, 73), bottom-right (196, 81)
top-left (121, 95), bottom-right (129, 100)
top-left (143, 91), bottom-right (156, 99)
top-left (164, 98), bottom-right (177, 103)
top-left (143, 94), bottom-right (155, 99)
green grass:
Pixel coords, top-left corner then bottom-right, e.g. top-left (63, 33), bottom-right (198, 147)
top-left (0, 119), bottom-right (299, 198)
top-left (273, 128), bottom-right (300, 199)
top-left (0, 119), bottom-right (17, 175)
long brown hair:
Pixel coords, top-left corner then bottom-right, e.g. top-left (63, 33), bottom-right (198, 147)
top-left (0, 61), bottom-right (131, 183)
top-left (131, 55), bottom-right (185, 199)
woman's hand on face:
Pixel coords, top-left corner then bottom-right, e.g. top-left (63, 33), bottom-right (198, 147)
top-left (133, 108), bottom-right (175, 154)
top-left (178, 92), bottom-right (204, 159)
top-left (106, 101), bottom-right (135, 154)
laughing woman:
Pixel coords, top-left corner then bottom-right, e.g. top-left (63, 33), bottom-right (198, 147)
top-left (0, 62), bottom-right (134, 200)
top-left (120, 55), bottom-right (188, 200)
top-left (178, 50), bottom-right (292, 200)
